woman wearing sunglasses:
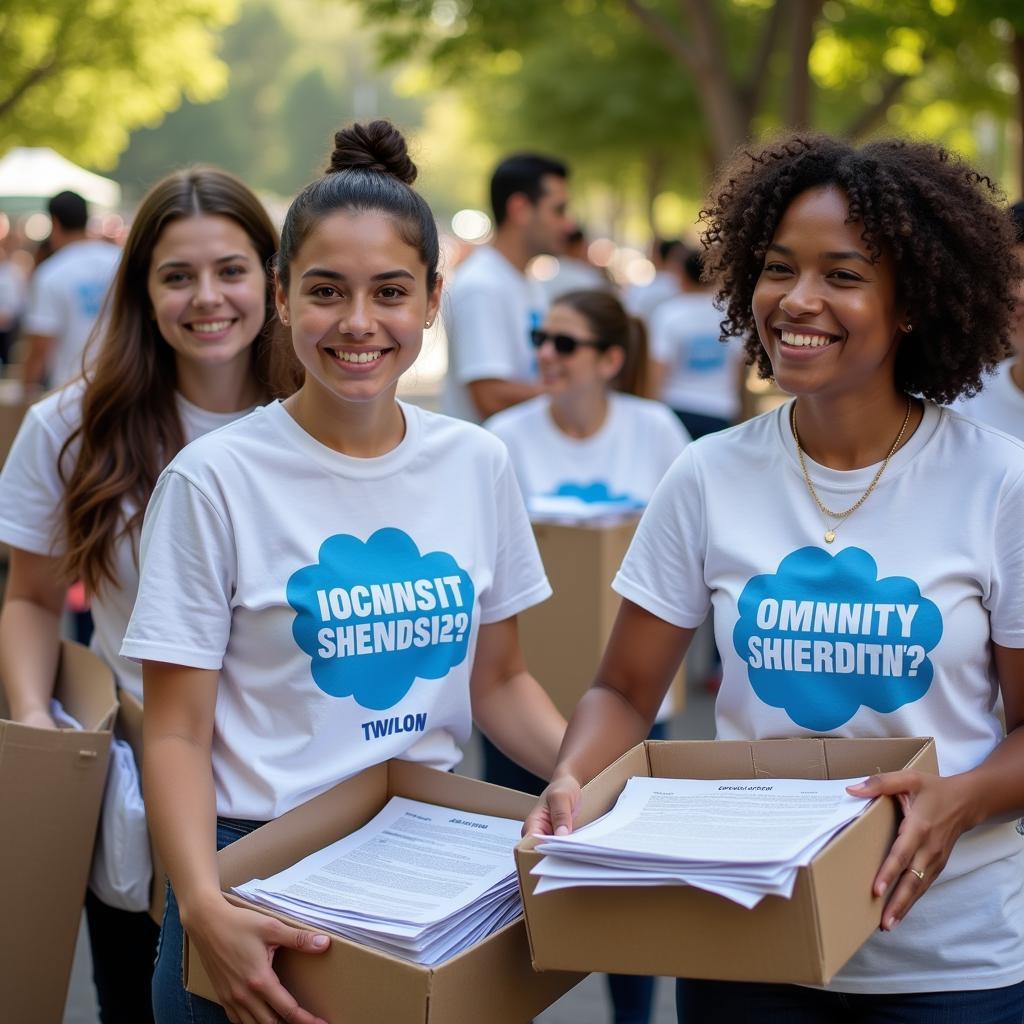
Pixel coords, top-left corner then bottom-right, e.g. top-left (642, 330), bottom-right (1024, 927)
top-left (485, 288), bottom-right (689, 1024)
top-left (486, 289), bottom-right (690, 512)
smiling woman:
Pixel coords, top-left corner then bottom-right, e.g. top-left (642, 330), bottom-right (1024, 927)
top-left (123, 121), bottom-right (568, 1024)
top-left (523, 133), bottom-right (1024, 1024)
top-left (0, 166), bottom-right (301, 1024)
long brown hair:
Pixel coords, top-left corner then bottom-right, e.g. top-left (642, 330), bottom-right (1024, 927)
top-left (552, 290), bottom-right (649, 397)
top-left (60, 167), bottom-right (303, 592)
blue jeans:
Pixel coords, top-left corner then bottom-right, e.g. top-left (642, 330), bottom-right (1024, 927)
top-left (675, 978), bottom-right (1024, 1023)
top-left (152, 817), bottom-right (265, 1024)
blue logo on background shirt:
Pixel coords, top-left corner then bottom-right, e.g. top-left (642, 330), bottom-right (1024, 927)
top-left (75, 281), bottom-right (107, 317)
top-left (550, 481), bottom-right (642, 507)
top-left (732, 547), bottom-right (942, 731)
top-left (287, 528), bottom-right (475, 710)
top-left (684, 334), bottom-right (727, 372)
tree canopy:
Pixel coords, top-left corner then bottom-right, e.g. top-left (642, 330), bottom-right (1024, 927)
top-left (0, 0), bottom-right (238, 167)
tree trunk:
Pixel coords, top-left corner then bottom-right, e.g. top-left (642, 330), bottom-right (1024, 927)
top-left (785, 0), bottom-right (822, 129)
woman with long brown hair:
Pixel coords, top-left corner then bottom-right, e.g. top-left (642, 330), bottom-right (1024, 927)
top-left (0, 166), bottom-right (301, 1023)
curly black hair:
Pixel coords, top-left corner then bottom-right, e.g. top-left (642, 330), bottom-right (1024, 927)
top-left (700, 133), bottom-right (1021, 404)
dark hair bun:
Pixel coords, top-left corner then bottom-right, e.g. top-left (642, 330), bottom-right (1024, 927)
top-left (327, 120), bottom-right (417, 185)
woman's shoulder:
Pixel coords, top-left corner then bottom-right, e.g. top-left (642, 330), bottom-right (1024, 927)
top-left (163, 403), bottom-right (274, 481)
top-left (938, 403), bottom-right (1024, 479)
top-left (19, 378), bottom-right (88, 446)
top-left (482, 395), bottom-right (548, 438)
top-left (417, 404), bottom-right (514, 459)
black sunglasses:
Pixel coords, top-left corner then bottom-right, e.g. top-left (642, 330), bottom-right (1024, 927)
top-left (529, 328), bottom-right (608, 355)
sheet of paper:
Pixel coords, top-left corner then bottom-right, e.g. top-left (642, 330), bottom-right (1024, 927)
top-left (233, 796), bottom-right (524, 964)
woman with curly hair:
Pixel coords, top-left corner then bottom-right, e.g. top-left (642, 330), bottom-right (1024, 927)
top-left (526, 133), bottom-right (1024, 1022)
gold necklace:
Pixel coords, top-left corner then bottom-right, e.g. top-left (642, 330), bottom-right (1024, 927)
top-left (791, 397), bottom-right (913, 545)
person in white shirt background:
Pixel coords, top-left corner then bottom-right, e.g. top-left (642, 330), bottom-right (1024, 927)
top-left (0, 167), bottom-right (302, 1024)
top-left (487, 288), bottom-right (689, 1024)
top-left (442, 151), bottom-right (572, 423)
top-left (541, 224), bottom-right (614, 302)
top-left (527, 133), bottom-right (1024, 1023)
top-left (624, 237), bottom-right (685, 324)
top-left (952, 199), bottom-right (1024, 441)
top-left (122, 121), bottom-right (566, 1024)
top-left (649, 248), bottom-right (747, 438)
top-left (19, 190), bottom-right (121, 393)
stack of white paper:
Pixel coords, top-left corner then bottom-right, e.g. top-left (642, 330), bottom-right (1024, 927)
top-left (527, 494), bottom-right (643, 525)
top-left (233, 797), bottom-right (524, 965)
top-left (532, 776), bottom-right (872, 909)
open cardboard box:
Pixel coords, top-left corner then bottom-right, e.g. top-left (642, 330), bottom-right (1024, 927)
top-left (516, 737), bottom-right (937, 986)
top-left (185, 760), bottom-right (584, 1023)
top-left (519, 518), bottom-right (684, 720)
top-left (0, 640), bottom-right (117, 1024)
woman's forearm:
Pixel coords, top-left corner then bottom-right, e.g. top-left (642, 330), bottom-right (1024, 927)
top-left (0, 596), bottom-right (62, 722)
top-left (474, 669), bottom-right (566, 780)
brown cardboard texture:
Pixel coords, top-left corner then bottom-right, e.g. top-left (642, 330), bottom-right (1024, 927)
top-left (117, 687), bottom-right (167, 924)
top-left (516, 737), bottom-right (938, 985)
top-left (519, 519), bottom-right (684, 719)
top-left (185, 761), bottom-right (584, 1022)
top-left (0, 640), bottom-right (117, 1024)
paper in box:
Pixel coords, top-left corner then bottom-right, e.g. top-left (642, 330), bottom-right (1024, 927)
top-left (0, 640), bottom-right (117, 1024)
top-left (184, 760), bottom-right (585, 1022)
top-left (519, 519), bottom-right (684, 719)
top-left (516, 737), bottom-right (937, 985)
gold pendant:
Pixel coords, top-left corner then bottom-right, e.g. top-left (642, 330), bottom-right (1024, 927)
top-left (824, 530), bottom-right (836, 544)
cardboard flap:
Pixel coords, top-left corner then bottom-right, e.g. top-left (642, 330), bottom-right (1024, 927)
top-left (387, 760), bottom-right (534, 821)
top-left (53, 640), bottom-right (117, 732)
top-left (751, 739), bottom-right (828, 780)
top-left (823, 736), bottom-right (935, 779)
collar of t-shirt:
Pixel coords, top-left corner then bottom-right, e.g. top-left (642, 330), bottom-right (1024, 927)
top-left (264, 398), bottom-right (424, 479)
top-left (175, 392), bottom-right (257, 444)
top-left (775, 400), bottom-right (942, 496)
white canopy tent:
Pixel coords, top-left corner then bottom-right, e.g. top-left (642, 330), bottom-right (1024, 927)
top-left (0, 147), bottom-right (121, 209)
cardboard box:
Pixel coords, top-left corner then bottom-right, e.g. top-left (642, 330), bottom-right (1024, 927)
top-left (185, 760), bottom-right (584, 1022)
top-left (0, 640), bottom-right (117, 1024)
top-left (519, 518), bottom-right (684, 720)
top-left (516, 737), bottom-right (937, 985)
top-left (0, 377), bottom-right (31, 468)
top-left (117, 687), bottom-right (167, 924)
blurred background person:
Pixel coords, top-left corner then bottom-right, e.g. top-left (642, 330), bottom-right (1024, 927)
top-left (952, 199), bottom-right (1024, 441)
top-left (19, 190), bottom-right (120, 394)
top-left (624, 237), bottom-right (684, 324)
top-left (649, 248), bottom-right (746, 438)
top-left (442, 152), bottom-right (572, 422)
top-left (0, 243), bottom-right (27, 366)
top-left (542, 224), bottom-right (614, 301)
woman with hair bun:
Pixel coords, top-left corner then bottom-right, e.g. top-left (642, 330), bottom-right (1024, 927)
top-left (526, 133), bottom-right (1024, 1022)
top-left (0, 166), bottom-right (300, 1023)
top-left (123, 121), bottom-right (566, 1024)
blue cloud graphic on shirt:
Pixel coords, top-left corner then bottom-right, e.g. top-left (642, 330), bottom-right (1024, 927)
top-left (550, 481), bottom-right (642, 507)
top-left (684, 334), bottom-right (727, 372)
top-left (287, 528), bottom-right (474, 710)
top-left (732, 546), bottom-right (942, 731)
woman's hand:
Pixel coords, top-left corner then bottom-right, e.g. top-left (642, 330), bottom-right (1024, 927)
top-left (187, 896), bottom-right (331, 1024)
top-left (16, 707), bottom-right (57, 730)
top-left (523, 774), bottom-right (582, 838)
top-left (847, 771), bottom-right (975, 932)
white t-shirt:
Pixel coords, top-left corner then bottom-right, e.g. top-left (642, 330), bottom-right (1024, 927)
top-left (441, 246), bottom-right (546, 423)
top-left (649, 292), bottom-right (744, 420)
top-left (23, 240), bottom-right (121, 387)
top-left (485, 392), bottom-right (690, 510)
top-left (624, 271), bottom-right (681, 324)
top-left (0, 381), bottom-right (253, 701)
top-left (121, 401), bottom-right (551, 821)
top-left (613, 402), bottom-right (1024, 993)
top-left (951, 359), bottom-right (1024, 442)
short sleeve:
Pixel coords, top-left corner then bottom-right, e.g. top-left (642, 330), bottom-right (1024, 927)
top-left (446, 285), bottom-right (523, 385)
top-left (988, 473), bottom-right (1024, 648)
top-left (0, 402), bottom-right (69, 555)
top-left (612, 447), bottom-right (711, 629)
top-left (120, 469), bottom-right (237, 669)
top-left (22, 268), bottom-right (64, 338)
top-left (479, 452), bottom-right (551, 624)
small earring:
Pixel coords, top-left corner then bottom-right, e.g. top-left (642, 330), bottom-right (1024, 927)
top-left (902, 322), bottom-right (913, 333)
top-left (279, 313), bottom-right (289, 325)
top-left (424, 320), bottom-right (432, 328)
